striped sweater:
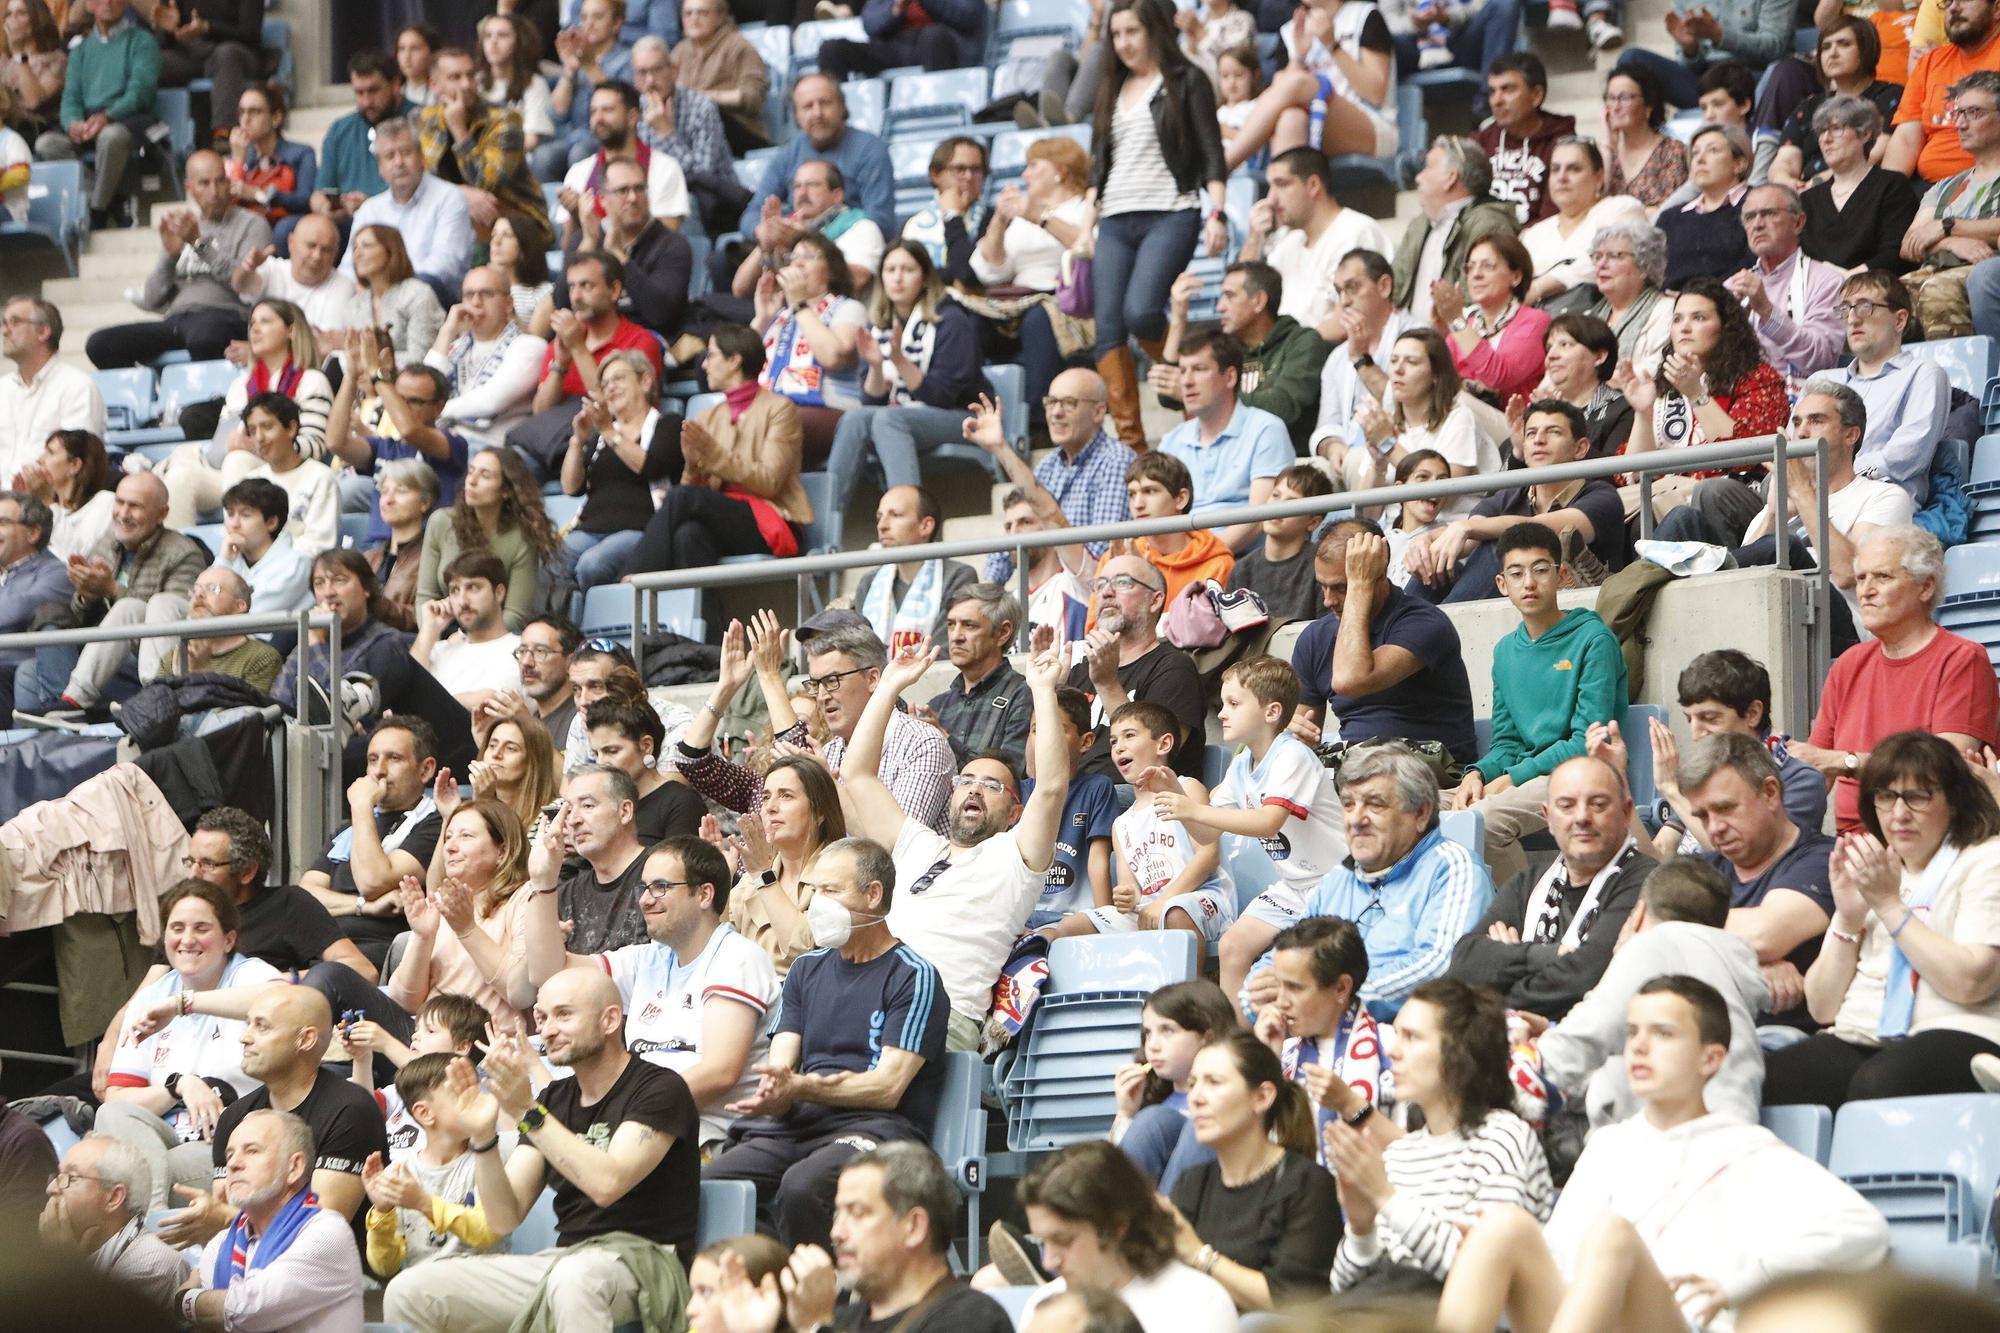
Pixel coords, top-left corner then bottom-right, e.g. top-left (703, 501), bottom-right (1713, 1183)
top-left (1330, 1109), bottom-right (1553, 1290)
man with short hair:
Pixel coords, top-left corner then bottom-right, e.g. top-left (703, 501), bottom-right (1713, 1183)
top-left (629, 34), bottom-right (734, 234)
top-left (481, 612), bottom-right (581, 749)
top-left (847, 641), bottom-right (1069, 1049)
top-left (1391, 138), bottom-right (1519, 321)
top-left (733, 157), bottom-right (887, 299)
top-left (328, 359), bottom-right (471, 542)
top-left (415, 45), bottom-right (553, 241)
top-left (1792, 524), bottom-right (2000, 829)
top-left (382, 968), bottom-right (702, 1330)
top-left (557, 79), bottom-right (690, 247)
top-left (702, 838), bottom-right (951, 1248)
top-left (1155, 331), bottom-right (1295, 554)
top-left (1886, 0), bottom-right (2000, 183)
top-left (414, 552), bottom-right (524, 705)
top-left (1448, 755), bottom-right (1650, 1019)
top-left (1823, 270), bottom-right (1948, 506)
top-left (966, 368), bottom-right (1134, 586)
top-left (1065, 554), bottom-right (1207, 781)
top-left (555, 156), bottom-right (695, 339)
top-left (1472, 53), bottom-right (1577, 225)
top-left (86, 151), bottom-right (268, 368)
top-left (232, 212), bottom-right (358, 335)
top-left (853, 486), bottom-right (980, 651)
top-left (1289, 523), bottom-right (1479, 764)
top-left (1310, 248), bottom-right (1420, 487)
top-left (186, 1109), bottom-right (365, 1331)
top-left (513, 249), bottom-right (665, 478)
top-left (902, 136), bottom-right (989, 286)
top-left (928, 583), bottom-right (1031, 769)
top-left (313, 50), bottom-right (416, 224)
top-left (1898, 71), bottom-right (2000, 336)
top-left (788, 614), bottom-right (956, 832)
top-left (0, 298), bottom-right (105, 478)
top-left (157, 566), bottom-right (283, 692)
top-left (343, 117), bottom-right (476, 300)
top-left (549, 763), bottom-right (654, 955)
top-left (217, 476), bottom-right (311, 613)
top-left (304, 716), bottom-right (444, 964)
top-left (1239, 147), bottom-right (1392, 336)
top-left (421, 267), bottom-right (549, 452)
top-left (0, 489), bottom-right (71, 637)
top-left (1157, 266), bottom-right (1330, 454)
top-left (739, 73), bottom-right (895, 236)
top-left (32, 0), bottom-right (159, 229)
top-left (1723, 184), bottom-right (1846, 380)
top-left (1404, 399), bottom-right (1627, 602)
top-left (39, 1134), bottom-right (186, 1309)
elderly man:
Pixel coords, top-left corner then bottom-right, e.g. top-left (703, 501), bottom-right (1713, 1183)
top-left (40, 1134), bottom-right (186, 1309)
top-left (1824, 271), bottom-right (1948, 507)
top-left (154, 566), bottom-right (283, 691)
top-left (1154, 332), bottom-right (1295, 554)
top-left (740, 73), bottom-right (895, 236)
top-left (928, 583), bottom-right (1031, 769)
top-left (1448, 754), bottom-right (1651, 1019)
top-left (1244, 743), bottom-right (1495, 1020)
top-left (383, 968), bottom-right (700, 1330)
top-left (343, 117), bottom-right (476, 303)
top-left (86, 151), bottom-right (267, 368)
top-left (0, 299), bottom-right (104, 478)
top-left (1723, 183), bottom-right (1845, 381)
top-left (1156, 264), bottom-right (1331, 454)
top-left (1310, 249), bottom-right (1420, 485)
top-left (733, 157), bottom-right (886, 300)
top-left (186, 1110), bottom-right (365, 1331)
top-left (1899, 72), bottom-right (2000, 337)
top-left (1793, 524), bottom-right (2000, 830)
top-left (554, 156), bottom-right (694, 341)
top-left (629, 34), bottom-right (733, 233)
top-left (32, 0), bottom-right (159, 229)
top-left (967, 368), bottom-right (1134, 586)
top-left (1064, 554), bottom-right (1206, 781)
top-left (0, 490), bottom-right (71, 639)
top-left (852, 486), bottom-right (979, 651)
top-left (418, 267), bottom-right (549, 453)
top-left (18, 473), bottom-right (204, 721)
top-left (231, 213), bottom-right (358, 340)
top-left (313, 51), bottom-right (416, 225)
top-left (1390, 138), bottom-right (1519, 322)
top-left (557, 79), bottom-right (690, 248)
top-left (416, 45), bottom-right (552, 242)
top-left (1240, 148), bottom-right (1392, 337)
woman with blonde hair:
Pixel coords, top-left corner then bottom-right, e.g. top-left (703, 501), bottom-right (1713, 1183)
top-left (562, 346), bottom-right (677, 593)
top-left (460, 716), bottom-right (560, 844)
top-left (346, 223), bottom-right (447, 366)
top-left (390, 796), bottom-right (538, 1029)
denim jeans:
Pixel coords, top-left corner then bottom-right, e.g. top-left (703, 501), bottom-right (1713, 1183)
top-left (1392, 0), bottom-right (1523, 112)
top-left (825, 403), bottom-right (978, 514)
top-left (1093, 208), bottom-right (1201, 355)
top-left (567, 528), bottom-right (644, 593)
top-left (1970, 257), bottom-right (2000, 340)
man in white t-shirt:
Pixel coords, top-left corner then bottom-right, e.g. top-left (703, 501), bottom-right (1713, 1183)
top-left (1308, 250), bottom-right (1418, 483)
top-left (843, 636), bottom-right (1071, 1051)
top-left (412, 551), bottom-right (522, 706)
top-left (231, 213), bottom-right (359, 340)
top-left (556, 82), bottom-right (690, 248)
top-left (524, 833), bottom-right (778, 1149)
top-left (1241, 146), bottom-right (1392, 338)
top-left (0, 296), bottom-right (106, 482)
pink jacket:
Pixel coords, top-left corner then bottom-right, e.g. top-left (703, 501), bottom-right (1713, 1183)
top-left (0, 762), bottom-right (190, 941)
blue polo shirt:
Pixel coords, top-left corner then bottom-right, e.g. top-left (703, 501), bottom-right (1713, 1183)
top-left (361, 429), bottom-right (469, 544)
top-left (1159, 401), bottom-right (1296, 512)
top-left (1290, 583), bottom-right (1478, 763)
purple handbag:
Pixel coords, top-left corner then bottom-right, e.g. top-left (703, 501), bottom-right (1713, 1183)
top-left (1056, 249), bottom-right (1093, 317)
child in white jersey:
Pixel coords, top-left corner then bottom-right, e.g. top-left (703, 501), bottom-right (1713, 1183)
top-left (345, 992), bottom-right (489, 1163)
top-left (1097, 701), bottom-right (1236, 954)
top-left (1162, 656), bottom-right (1348, 1003)
top-left (361, 1052), bottom-right (505, 1277)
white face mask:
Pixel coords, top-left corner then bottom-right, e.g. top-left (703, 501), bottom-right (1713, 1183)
top-left (806, 893), bottom-right (883, 949)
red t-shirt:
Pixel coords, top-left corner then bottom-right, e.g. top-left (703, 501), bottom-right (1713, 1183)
top-left (537, 318), bottom-right (666, 399)
top-left (1808, 627), bottom-right (2000, 830)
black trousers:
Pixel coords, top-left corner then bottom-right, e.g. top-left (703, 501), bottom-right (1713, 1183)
top-left (625, 484), bottom-right (783, 639)
top-left (1762, 1027), bottom-right (2000, 1111)
top-left (704, 1112), bottom-right (923, 1248)
top-left (818, 27), bottom-right (961, 78)
top-left (86, 306), bottom-right (250, 368)
top-left (158, 39), bottom-right (260, 133)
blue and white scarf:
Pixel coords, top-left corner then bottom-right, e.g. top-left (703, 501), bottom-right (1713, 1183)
top-left (1878, 843), bottom-right (1959, 1040)
top-left (1283, 1002), bottom-right (1388, 1166)
top-left (862, 559), bottom-right (946, 656)
top-left (211, 1187), bottom-right (320, 1290)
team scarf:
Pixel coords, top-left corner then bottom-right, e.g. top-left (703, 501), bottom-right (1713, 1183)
top-left (246, 358), bottom-right (304, 401)
top-left (1526, 838), bottom-right (1642, 948)
top-left (1879, 843), bottom-right (1960, 1040)
top-left (1283, 1002), bottom-right (1388, 1166)
top-left (862, 557), bottom-right (945, 656)
top-left (211, 1187), bottom-right (320, 1290)
top-left (444, 321), bottom-right (525, 415)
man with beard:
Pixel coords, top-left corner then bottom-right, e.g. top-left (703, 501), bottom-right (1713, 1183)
top-left (412, 551), bottom-right (522, 707)
top-left (552, 155), bottom-right (693, 341)
top-left (1884, 0), bottom-right (2000, 183)
top-left (844, 639), bottom-right (1070, 1050)
top-left (556, 80), bottom-right (690, 247)
top-left (510, 249), bottom-right (664, 481)
top-left (471, 612), bottom-right (579, 751)
top-left (1064, 554), bottom-right (1206, 782)
top-left (382, 968), bottom-right (701, 1332)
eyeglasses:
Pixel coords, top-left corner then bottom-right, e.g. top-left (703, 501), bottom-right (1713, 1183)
top-left (1952, 104), bottom-right (1996, 123)
top-left (191, 581), bottom-right (233, 598)
top-left (1041, 395), bottom-right (1103, 414)
top-left (513, 644), bottom-right (569, 662)
top-left (1093, 575), bottom-right (1160, 595)
top-left (638, 878), bottom-right (695, 900)
top-left (1501, 561), bottom-right (1559, 583)
top-left (1837, 300), bottom-right (1886, 319)
top-left (464, 288), bottom-right (507, 300)
top-left (1603, 91), bottom-right (1643, 104)
top-left (1870, 786), bottom-right (1938, 813)
top-left (180, 854), bottom-right (234, 873)
top-left (602, 183), bottom-right (648, 197)
top-left (953, 774), bottom-right (1015, 796)
top-left (1591, 249), bottom-right (1635, 263)
top-left (942, 161), bottom-right (986, 175)
top-left (48, 1170), bottom-right (107, 1192)
top-left (803, 666), bottom-right (869, 695)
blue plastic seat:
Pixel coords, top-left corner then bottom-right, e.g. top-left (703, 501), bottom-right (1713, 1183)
top-left (154, 87), bottom-right (194, 194)
top-left (685, 232), bottom-right (712, 301)
top-left (986, 364), bottom-right (1027, 445)
top-left (95, 366), bottom-right (157, 432)
top-left (0, 160), bottom-right (85, 276)
top-left (1964, 438), bottom-right (2000, 542)
top-left (542, 493), bottom-right (584, 530)
top-left (40, 1115), bottom-right (80, 1158)
top-left (578, 583), bottom-right (637, 641)
top-left (992, 0), bottom-right (1092, 60)
top-left (799, 470), bottom-right (840, 554)
top-left (1222, 832), bottom-right (1277, 913)
top-left (183, 523), bottom-right (224, 557)
top-left (1046, 932), bottom-right (1196, 993)
top-left (1622, 703), bottom-right (1668, 812)
top-left (1200, 743), bottom-right (1233, 789)
top-left (149, 360), bottom-right (239, 434)
top-left (845, 77), bottom-right (889, 136)
top-left (698, 1179), bottom-right (757, 1248)
top-left (987, 125), bottom-right (1091, 189)
top-left (1906, 335), bottom-right (1997, 400)
top-left (886, 69), bottom-right (990, 137)
top-left (1760, 1103), bottom-right (1832, 1165)
top-left (791, 17), bottom-right (866, 79)
top-left (1003, 991), bottom-right (1144, 1149)
top-left (987, 1286), bottom-right (1040, 1328)
top-left (930, 1050), bottom-right (989, 1270)
top-left (338, 513), bottom-right (371, 551)
top-left (1438, 809), bottom-right (1484, 859)
top-left (511, 1188), bottom-right (560, 1253)
top-left (890, 135), bottom-right (950, 220)
top-left (1945, 540), bottom-right (2000, 601)
top-left (1828, 1093), bottom-right (2000, 1266)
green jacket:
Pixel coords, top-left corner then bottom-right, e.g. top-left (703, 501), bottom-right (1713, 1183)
top-left (1389, 196), bottom-right (1520, 311)
top-left (511, 1231), bottom-right (689, 1333)
top-left (1242, 315), bottom-right (1332, 453)
top-left (1473, 607), bottom-right (1629, 788)
top-left (60, 23), bottom-right (161, 125)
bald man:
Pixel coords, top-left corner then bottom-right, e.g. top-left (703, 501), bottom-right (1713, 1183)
top-left (422, 265), bottom-right (549, 452)
top-left (85, 149), bottom-right (273, 369)
top-left (150, 566), bottom-right (285, 692)
top-left (18, 473), bottom-right (207, 721)
top-left (384, 968), bottom-right (701, 1332)
top-left (1064, 551), bottom-right (1208, 780)
top-left (154, 984), bottom-right (388, 1251)
top-left (232, 211), bottom-right (359, 337)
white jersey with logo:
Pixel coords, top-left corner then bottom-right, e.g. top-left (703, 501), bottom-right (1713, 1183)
top-left (1107, 791), bottom-right (1237, 940)
top-left (597, 923), bottom-right (779, 1144)
top-left (1214, 732), bottom-right (1348, 890)
top-left (381, 1084), bottom-right (424, 1162)
top-left (107, 954), bottom-right (283, 1142)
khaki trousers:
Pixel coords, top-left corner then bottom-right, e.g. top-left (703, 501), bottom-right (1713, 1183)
top-left (1472, 773), bottom-right (1551, 889)
top-left (382, 1246), bottom-right (643, 1332)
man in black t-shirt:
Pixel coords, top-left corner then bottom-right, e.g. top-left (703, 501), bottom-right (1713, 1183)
top-left (303, 716), bottom-right (445, 968)
top-left (383, 968), bottom-right (700, 1331)
top-left (153, 985), bottom-right (388, 1254)
top-left (705, 837), bottom-right (950, 1250)
top-left (1065, 555), bottom-right (1206, 781)
top-left (546, 763), bottom-right (653, 954)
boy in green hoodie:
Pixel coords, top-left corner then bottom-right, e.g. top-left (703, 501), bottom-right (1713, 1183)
top-left (1447, 521), bottom-right (1628, 889)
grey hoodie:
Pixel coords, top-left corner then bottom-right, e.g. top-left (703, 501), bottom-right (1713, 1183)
top-left (1540, 921), bottom-right (1769, 1128)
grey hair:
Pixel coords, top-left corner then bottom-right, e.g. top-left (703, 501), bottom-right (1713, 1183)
top-left (1591, 221), bottom-right (1668, 287)
top-left (377, 457), bottom-right (440, 508)
top-left (632, 34), bottom-right (671, 61)
top-left (241, 1108), bottom-right (317, 1178)
top-left (1864, 523), bottom-right (1945, 589)
top-left (567, 760), bottom-right (640, 807)
top-left (947, 581), bottom-right (1023, 636)
top-left (805, 623), bottom-right (888, 672)
top-left (1334, 742), bottom-right (1441, 815)
top-left (1435, 136), bottom-right (1492, 200)
top-left (600, 348), bottom-right (659, 404)
top-left (845, 1141), bottom-right (960, 1256)
top-left (1677, 730), bottom-right (1781, 796)
top-left (1798, 377), bottom-right (1868, 437)
top-left (1746, 181), bottom-right (1804, 218)
top-left (1692, 121), bottom-right (1753, 171)
top-left (1951, 70), bottom-right (2000, 103)
top-left (372, 115), bottom-right (416, 147)
top-left (819, 835), bottom-right (897, 911)
top-left (1811, 93), bottom-right (1884, 145)
top-left (205, 566), bottom-right (252, 607)
top-left (7, 295), bottom-right (60, 349)
top-left (79, 1134), bottom-right (151, 1220)
top-left (0, 490), bottom-right (52, 549)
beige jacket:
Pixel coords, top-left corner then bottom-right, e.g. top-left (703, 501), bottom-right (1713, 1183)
top-left (692, 389), bottom-right (813, 526)
top-left (0, 762), bottom-right (190, 941)
top-left (670, 21), bottom-right (771, 138)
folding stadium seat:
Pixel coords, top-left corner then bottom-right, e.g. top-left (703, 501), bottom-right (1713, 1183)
top-left (1760, 1103), bottom-right (1832, 1165)
top-left (1905, 334), bottom-right (1997, 403)
top-left (1939, 537), bottom-right (2000, 671)
top-left (1966, 437), bottom-right (2000, 543)
top-left (1223, 832), bottom-right (1277, 913)
top-left (1047, 932), bottom-right (1199, 992)
top-left (542, 494), bottom-right (584, 530)
top-left (791, 17), bottom-right (866, 81)
top-left (890, 135), bottom-right (951, 223)
top-left (1945, 540), bottom-right (2000, 600)
top-left (338, 514), bottom-right (370, 551)
top-left (930, 1051), bottom-right (989, 1268)
top-left (95, 366), bottom-right (157, 434)
top-left (1828, 1093), bottom-right (2000, 1272)
top-left (992, 0), bottom-right (1092, 59)
top-left (0, 160), bottom-right (85, 276)
top-left (696, 1179), bottom-right (757, 1249)
top-left (986, 124), bottom-right (1091, 191)
top-left (844, 77), bottom-right (890, 136)
top-left (885, 69), bottom-right (990, 138)
top-left (1438, 809), bottom-right (1484, 860)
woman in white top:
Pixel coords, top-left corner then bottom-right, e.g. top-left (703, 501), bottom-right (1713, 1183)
top-left (1523, 138), bottom-right (1648, 305)
top-left (1000, 1141), bottom-right (1237, 1333)
top-left (158, 298), bottom-right (334, 528)
top-left (1352, 328), bottom-right (1498, 514)
top-left (475, 12), bottom-right (554, 151)
top-left (242, 390), bottom-right (339, 558)
top-left (488, 212), bottom-right (556, 335)
top-left (95, 881), bottom-right (284, 1209)
top-left (17, 427), bottom-right (114, 561)
top-left (1222, 0), bottom-right (1395, 172)
top-left (1766, 732), bottom-right (2000, 1108)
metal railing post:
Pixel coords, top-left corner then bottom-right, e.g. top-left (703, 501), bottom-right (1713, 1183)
top-left (1013, 545), bottom-right (1031, 653)
top-left (1771, 434), bottom-right (1791, 571)
top-left (1637, 473), bottom-right (1654, 541)
top-left (1812, 434), bottom-right (1834, 710)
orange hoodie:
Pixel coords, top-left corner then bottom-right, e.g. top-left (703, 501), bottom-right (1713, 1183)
top-left (1089, 529), bottom-right (1237, 629)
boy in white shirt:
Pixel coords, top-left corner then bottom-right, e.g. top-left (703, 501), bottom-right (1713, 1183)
top-left (1433, 975), bottom-right (1889, 1333)
top-left (361, 1052), bottom-right (505, 1277)
top-left (1159, 655), bottom-right (1347, 1002)
top-left (345, 992), bottom-right (490, 1163)
top-left (1092, 701), bottom-right (1234, 953)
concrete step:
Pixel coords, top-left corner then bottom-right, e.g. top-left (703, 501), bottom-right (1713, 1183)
top-left (46, 298), bottom-right (149, 332)
top-left (79, 249), bottom-right (165, 281)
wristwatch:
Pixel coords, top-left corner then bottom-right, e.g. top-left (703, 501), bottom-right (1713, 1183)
top-left (1944, 217), bottom-right (1958, 237)
top-left (1344, 1101), bottom-right (1375, 1129)
top-left (1844, 751), bottom-right (1860, 772)
top-left (518, 1102), bottom-right (550, 1135)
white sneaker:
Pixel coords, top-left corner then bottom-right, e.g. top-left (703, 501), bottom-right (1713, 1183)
top-left (1587, 13), bottom-right (1624, 48)
top-left (1973, 1053), bottom-right (2000, 1093)
top-left (1417, 43), bottom-right (1453, 68)
top-left (1546, 0), bottom-right (1583, 30)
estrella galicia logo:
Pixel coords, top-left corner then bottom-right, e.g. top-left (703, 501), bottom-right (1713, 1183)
top-left (1261, 831), bottom-right (1292, 860)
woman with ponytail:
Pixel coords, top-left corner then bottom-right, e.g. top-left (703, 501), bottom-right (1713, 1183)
top-left (1160, 1028), bottom-right (1341, 1312)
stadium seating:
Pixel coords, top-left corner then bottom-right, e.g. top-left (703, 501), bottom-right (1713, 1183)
top-left (1761, 1103), bottom-right (1833, 1165)
top-left (0, 161), bottom-right (86, 277)
top-left (1828, 1093), bottom-right (2000, 1271)
top-left (885, 69), bottom-right (990, 139)
top-left (95, 366), bottom-right (157, 433)
top-left (931, 1050), bottom-right (989, 1269)
top-left (698, 1179), bottom-right (757, 1248)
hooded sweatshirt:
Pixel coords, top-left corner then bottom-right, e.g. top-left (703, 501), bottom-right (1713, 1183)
top-left (1546, 1113), bottom-right (1888, 1329)
top-left (1114, 530), bottom-right (1237, 623)
top-left (1240, 315), bottom-right (1334, 453)
top-left (1474, 112), bottom-right (1578, 227)
top-left (1539, 921), bottom-right (1769, 1128)
top-left (1473, 607), bottom-right (1628, 789)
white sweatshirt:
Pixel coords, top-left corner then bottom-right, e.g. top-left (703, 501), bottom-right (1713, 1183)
top-left (1546, 1113), bottom-right (1889, 1330)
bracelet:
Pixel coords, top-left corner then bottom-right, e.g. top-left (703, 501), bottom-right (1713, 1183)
top-left (179, 991), bottom-right (193, 1017)
top-left (1829, 924), bottom-right (1863, 945)
top-left (1195, 1243), bottom-right (1221, 1274)
top-left (181, 1289), bottom-right (202, 1326)
top-left (469, 1133), bottom-right (500, 1154)
top-left (703, 700), bottom-right (724, 719)
top-left (1890, 910), bottom-right (1915, 940)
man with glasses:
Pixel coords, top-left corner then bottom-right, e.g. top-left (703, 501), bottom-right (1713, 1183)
top-left (740, 75), bottom-right (895, 238)
top-left (556, 80), bottom-right (691, 249)
top-left (153, 565), bottom-right (282, 691)
top-left (38, 1134), bottom-right (185, 1303)
top-left (0, 490), bottom-right (74, 642)
top-left (558, 155), bottom-right (696, 346)
top-left (1723, 183), bottom-right (1846, 382)
top-left (418, 267), bottom-right (548, 454)
top-left (902, 137), bottom-right (989, 286)
top-left (1823, 271), bottom-right (1949, 508)
top-left (702, 836), bottom-right (949, 1248)
top-left (1309, 249), bottom-right (1418, 482)
top-left (842, 638), bottom-right (1070, 1051)
top-left (329, 358), bottom-right (470, 547)
top-left (1896, 71), bottom-right (2000, 335)
top-left (733, 157), bottom-right (886, 301)
top-left (1064, 553), bottom-right (1206, 781)
top-left (0, 297), bottom-right (104, 481)
top-left (1886, 0), bottom-right (2000, 183)
top-left (477, 613), bottom-right (582, 751)
top-left (630, 35), bottom-right (735, 236)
